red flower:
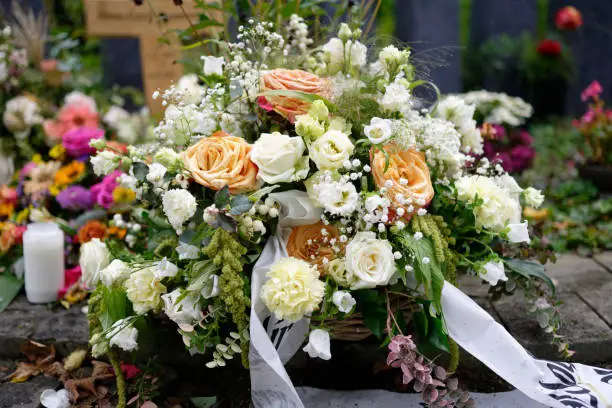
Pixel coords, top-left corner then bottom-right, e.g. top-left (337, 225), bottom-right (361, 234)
top-left (120, 363), bottom-right (141, 380)
top-left (536, 39), bottom-right (562, 57)
top-left (555, 6), bottom-right (583, 31)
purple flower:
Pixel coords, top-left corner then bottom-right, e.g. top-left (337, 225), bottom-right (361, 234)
top-left (62, 127), bottom-right (104, 157)
top-left (91, 171), bottom-right (120, 209)
top-left (56, 185), bottom-right (93, 211)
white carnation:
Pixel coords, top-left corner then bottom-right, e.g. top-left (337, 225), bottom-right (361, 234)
top-left (314, 180), bottom-right (359, 216)
top-left (162, 189), bottom-right (197, 234)
top-left (523, 187), bottom-right (544, 208)
top-left (380, 80), bottom-right (411, 113)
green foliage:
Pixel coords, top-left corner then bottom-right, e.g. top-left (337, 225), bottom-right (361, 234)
top-left (352, 290), bottom-right (387, 339)
top-left (503, 258), bottom-right (555, 295)
top-left (412, 302), bottom-right (449, 355)
top-left (204, 229), bottom-right (251, 367)
top-left (0, 273), bottom-right (23, 312)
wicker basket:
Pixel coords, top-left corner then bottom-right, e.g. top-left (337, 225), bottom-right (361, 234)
top-left (325, 294), bottom-right (417, 341)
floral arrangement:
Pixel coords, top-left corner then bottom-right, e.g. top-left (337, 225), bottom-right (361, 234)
top-left (573, 81), bottom-right (612, 165)
top-left (447, 91), bottom-right (536, 173)
top-left (83, 12), bottom-right (559, 407)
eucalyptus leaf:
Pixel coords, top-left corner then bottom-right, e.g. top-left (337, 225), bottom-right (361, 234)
top-left (132, 162), bottom-right (149, 181)
top-left (215, 185), bottom-right (231, 208)
top-left (191, 396), bottom-right (217, 408)
top-left (230, 195), bottom-right (254, 215)
top-left (503, 258), bottom-right (556, 295)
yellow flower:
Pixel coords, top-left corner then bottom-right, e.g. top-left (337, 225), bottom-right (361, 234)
top-left (49, 144), bottom-right (66, 160)
top-left (15, 208), bottom-right (29, 224)
top-left (112, 186), bottom-right (136, 204)
top-left (54, 161), bottom-right (86, 190)
top-left (32, 154), bottom-right (43, 164)
top-left (0, 203), bottom-right (14, 218)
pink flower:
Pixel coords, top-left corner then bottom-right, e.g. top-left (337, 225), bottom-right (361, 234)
top-left (62, 127), bottom-right (104, 157)
top-left (581, 81), bottom-right (603, 102)
top-left (43, 102), bottom-right (99, 142)
top-left (581, 109), bottom-right (596, 124)
top-left (58, 266), bottom-right (82, 298)
top-left (90, 171), bottom-right (120, 209)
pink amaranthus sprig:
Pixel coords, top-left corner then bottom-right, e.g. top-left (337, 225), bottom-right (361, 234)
top-left (387, 335), bottom-right (474, 408)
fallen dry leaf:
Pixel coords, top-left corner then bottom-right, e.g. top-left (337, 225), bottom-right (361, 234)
top-left (64, 349), bottom-right (88, 372)
top-left (6, 341), bottom-right (57, 383)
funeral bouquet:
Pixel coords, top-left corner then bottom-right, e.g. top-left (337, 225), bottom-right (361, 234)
top-left (85, 13), bottom-right (558, 408)
top-left (449, 91), bottom-right (536, 173)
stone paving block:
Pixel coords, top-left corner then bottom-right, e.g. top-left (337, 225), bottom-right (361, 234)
top-left (545, 254), bottom-right (612, 293)
top-left (577, 280), bottom-right (612, 327)
top-left (493, 292), bottom-right (612, 363)
top-left (594, 252), bottom-right (612, 273)
top-left (457, 275), bottom-right (492, 298)
top-left (0, 374), bottom-right (60, 408)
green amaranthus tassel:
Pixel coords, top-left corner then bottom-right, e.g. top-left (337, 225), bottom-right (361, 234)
top-left (410, 215), bottom-right (458, 284)
top-left (447, 338), bottom-right (460, 373)
top-left (204, 229), bottom-right (251, 367)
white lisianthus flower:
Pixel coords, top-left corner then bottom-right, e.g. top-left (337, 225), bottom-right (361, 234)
top-left (65, 91), bottom-right (97, 111)
top-left (250, 132), bottom-right (310, 184)
top-left (314, 180), bottom-right (359, 216)
top-left (345, 232), bottom-right (396, 290)
top-left (3, 96), bottom-right (42, 136)
top-left (481, 261), bottom-right (507, 286)
top-left (364, 117), bottom-right (392, 144)
top-left (124, 266), bottom-right (167, 314)
top-left (79, 238), bottom-right (111, 287)
top-left (378, 45), bottom-right (410, 71)
top-left (309, 130), bottom-right (354, 171)
top-left (154, 147), bottom-right (182, 171)
top-left (177, 74), bottom-right (205, 105)
top-left (162, 289), bottom-right (201, 325)
top-left (162, 189), bottom-right (197, 234)
top-left (303, 329), bottom-right (331, 360)
top-left (176, 242), bottom-right (200, 260)
top-left (201, 274), bottom-right (220, 299)
top-left (203, 56), bottom-right (225, 76)
top-left (380, 80), bottom-right (411, 113)
top-left (260, 257), bottom-right (325, 322)
top-left (99, 259), bottom-right (132, 287)
top-left (295, 114), bottom-right (325, 140)
top-left (507, 221), bottom-right (531, 244)
top-left (103, 106), bottom-right (130, 129)
top-left (332, 291), bottom-right (356, 313)
top-left (107, 318), bottom-right (138, 351)
top-left (322, 38), bottom-right (367, 74)
top-left (156, 258), bottom-right (179, 278)
top-left (523, 187), bottom-right (544, 209)
top-left (90, 150), bottom-right (120, 176)
top-left (146, 162), bottom-right (168, 188)
top-left (40, 388), bottom-right (71, 408)
top-left (326, 259), bottom-right (352, 286)
top-left (455, 175), bottom-right (521, 232)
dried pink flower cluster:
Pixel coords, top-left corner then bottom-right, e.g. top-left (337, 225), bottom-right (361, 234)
top-left (387, 335), bottom-right (474, 408)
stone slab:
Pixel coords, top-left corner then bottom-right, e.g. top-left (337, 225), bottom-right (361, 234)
top-left (0, 374), bottom-right (60, 408)
top-left (457, 275), bottom-right (491, 298)
top-left (296, 387), bottom-right (546, 408)
top-left (0, 296), bottom-right (88, 358)
top-left (593, 252), bottom-right (612, 273)
top-left (493, 292), bottom-right (612, 363)
top-left (577, 280), bottom-right (612, 327)
top-left (544, 254), bottom-right (612, 293)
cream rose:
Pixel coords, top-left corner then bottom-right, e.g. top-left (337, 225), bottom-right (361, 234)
top-left (260, 257), bottom-right (325, 322)
top-left (260, 69), bottom-right (331, 123)
top-left (79, 238), bottom-right (111, 287)
top-left (345, 231), bottom-right (396, 290)
top-left (250, 132), bottom-right (309, 184)
top-left (287, 221), bottom-right (344, 275)
top-left (182, 131), bottom-right (259, 194)
top-left (124, 266), bottom-right (167, 315)
top-left (309, 130), bottom-right (354, 171)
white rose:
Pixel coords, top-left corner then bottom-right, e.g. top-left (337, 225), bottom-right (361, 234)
top-left (251, 132), bottom-right (310, 184)
top-left (107, 318), bottom-right (138, 351)
top-left (146, 162), bottom-right (168, 188)
top-left (364, 117), bottom-right (392, 144)
top-left (332, 291), bottom-right (356, 313)
top-left (507, 221), bottom-right (530, 244)
top-left (302, 329), bottom-right (331, 360)
top-left (345, 232), bottom-right (395, 290)
top-left (162, 189), bottom-right (197, 234)
top-left (481, 261), bottom-right (507, 286)
top-left (99, 259), bottom-right (132, 287)
top-left (309, 130), bottom-right (354, 171)
top-left (124, 266), bottom-right (167, 314)
top-left (90, 150), bottom-right (119, 177)
top-left (162, 289), bottom-right (201, 326)
top-left (203, 56), bottom-right (225, 76)
top-left (79, 238), bottom-right (111, 287)
top-left (177, 74), bottom-right (205, 105)
top-left (177, 242), bottom-right (200, 260)
top-left (103, 106), bottom-right (130, 129)
top-left (523, 187), bottom-right (544, 209)
top-left (156, 258), bottom-right (179, 278)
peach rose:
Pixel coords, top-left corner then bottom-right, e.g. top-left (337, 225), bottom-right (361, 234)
top-left (370, 144), bottom-right (434, 219)
top-left (182, 131), bottom-right (259, 194)
top-left (259, 69), bottom-right (331, 123)
top-left (287, 221), bottom-right (344, 275)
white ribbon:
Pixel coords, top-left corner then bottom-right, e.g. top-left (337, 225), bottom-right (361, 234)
top-left (249, 191), bottom-right (612, 407)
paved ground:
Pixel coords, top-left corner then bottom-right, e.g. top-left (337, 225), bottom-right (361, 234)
top-left (0, 253), bottom-right (611, 407)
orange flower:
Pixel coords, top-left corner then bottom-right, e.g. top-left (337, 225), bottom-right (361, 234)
top-left (0, 203), bottom-right (14, 218)
top-left (77, 220), bottom-right (107, 243)
top-left (370, 144), bottom-right (434, 219)
top-left (287, 221), bottom-right (344, 275)
top-left (54, 161), bottom-right (86, 187)
top-left (182, 131), bottom-right (259, 194)
top-left (259, 69), bottom-right (331, 123)
top-left (0, 223), bottom-right (24, 253)
top-left (107, 226), bottom-right (127, 240)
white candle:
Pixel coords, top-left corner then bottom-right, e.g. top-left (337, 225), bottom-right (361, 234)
top-left (23, 222), bottom-right (65, 303)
